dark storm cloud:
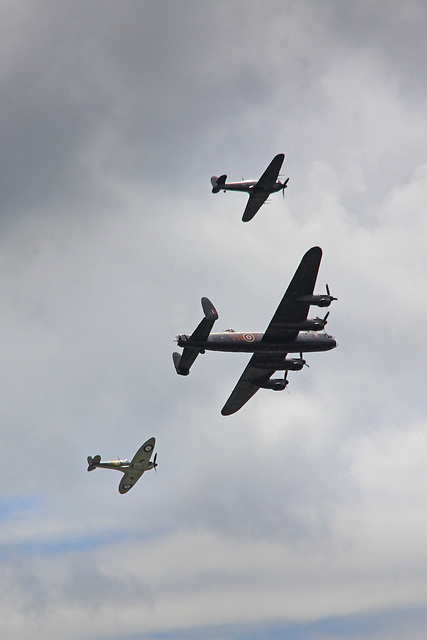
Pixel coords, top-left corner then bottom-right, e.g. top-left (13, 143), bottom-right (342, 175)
top-left (0, 3), bottom-right (114, 219)
top-left (0, 0), bottom-right (328, 222)
top-left (0, 1), bottom-right (269, 218)
top-left (329, 0), bottom-right (427, 96)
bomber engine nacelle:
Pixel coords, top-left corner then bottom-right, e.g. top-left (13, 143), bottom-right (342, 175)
top-left (282, 315), bottom-right (329, 331)
top-left (302, 317), bottom-right (327, 330)
top-left (255, 357), bottom-right (306, 371)
top-left (258, 378), bottom-right (289, 391)
top-left (297, 284), bottom-right (337, 308)
top-left (283, 357), bottom-right (306, 371)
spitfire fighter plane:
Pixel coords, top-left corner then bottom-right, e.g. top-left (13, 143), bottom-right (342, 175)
top-left (210, 153), bottom-right (289, 222)
top-left (173, 247), bottom-right (337, 415)
top-left (87, 437), bottom-right (157, 494)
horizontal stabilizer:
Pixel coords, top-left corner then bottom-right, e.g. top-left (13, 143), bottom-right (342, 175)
top-left (201, 297), bottom-right (218, 320)
top-left (211, 174), bottom-right (227, 193)
top-left (173, 298), bottom-right (219, 376)
top-left (189, 298), bottom-right (218, 341)
top-left (87, 454), bottom-right (101, 471)
top-left (173, 344), bottom-right (203, 375)
top-left (173, 351), bottom-right (190, 375)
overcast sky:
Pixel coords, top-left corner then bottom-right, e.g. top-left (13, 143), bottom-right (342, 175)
top-left (1, 1), bottom-right (427, 639)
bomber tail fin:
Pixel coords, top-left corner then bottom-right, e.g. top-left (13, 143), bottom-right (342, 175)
top-left (173, 297), bottom-right (218, 375)
top-left (173, 351), bottom-right (190, 375)
top-left (211, 174), bottom-right (227, 193)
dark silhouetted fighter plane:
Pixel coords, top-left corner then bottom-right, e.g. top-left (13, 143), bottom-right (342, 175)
top-left (211, 153), bottom-right (289, 222)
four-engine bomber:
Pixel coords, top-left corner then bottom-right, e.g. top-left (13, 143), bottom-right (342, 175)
top-left (173, 247), bottom-right (337, 415)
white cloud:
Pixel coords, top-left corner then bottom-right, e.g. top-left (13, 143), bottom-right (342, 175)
top-left (0, 1), bottom-right (427, 639)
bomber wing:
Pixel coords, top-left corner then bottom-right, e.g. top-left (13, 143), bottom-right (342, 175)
top-left (262, 246), bottom-right (322, 342)
top-left (221, 247), bottom-right (322, 415)
top-left (242, 153), bottom-right (285, 222)
top-left (118, 437), bottom-right (155, 494)
top-left (221, 355), bottom-right (276, 416)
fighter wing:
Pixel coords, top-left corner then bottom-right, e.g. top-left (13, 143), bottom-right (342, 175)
top-left (262, 246), bottom-right (322, 343)
top-left (256, 153), bottom-right (285, 191)
top-left (242, 154), bottom-right (285, 222)
top-left (130, 437), bottom-right (156, 467)
top-left (118, 437), bottom-right (156, 494)
top-left (221, 355), bottom-right (276, 416)
top-left (119, 470), bottom-right (144, 494)
top-left (242, 191), bottom-right (270, 222)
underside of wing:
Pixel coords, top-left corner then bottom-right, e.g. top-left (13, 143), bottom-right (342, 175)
top-left (256, 153), bottom-right (285, 191)
top-left (130, 437), bottom-right (155, 467)
top-left (118, 438), bottom-right (155, 493)
top-left (242, 191), bottom-right (269, 222)
top-left (119, 470), bottom-right (144, 494)
top-left (262, 246), bottom-right (322, 342)
top-left (221, 356), bottom-right (276, 416)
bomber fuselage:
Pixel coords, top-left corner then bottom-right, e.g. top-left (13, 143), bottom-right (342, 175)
top-left (177, 330), bottom-right (336, 354)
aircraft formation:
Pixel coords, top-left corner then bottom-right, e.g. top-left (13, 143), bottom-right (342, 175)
top-left (89, 153), bottom-right (338, 492)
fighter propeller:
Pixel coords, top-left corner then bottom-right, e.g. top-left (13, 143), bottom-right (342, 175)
top-left (281, 176), bottom-right (290, 197)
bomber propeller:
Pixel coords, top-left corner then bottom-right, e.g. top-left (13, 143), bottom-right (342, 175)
top-left (299, 353), bottom-right (310, 367)
top-left (326, 284), bottom-right (337, 301)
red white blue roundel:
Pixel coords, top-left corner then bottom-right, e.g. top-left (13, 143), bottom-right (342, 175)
top-left (143, 444), bottom-right (153, 452)
top-left (243, 333), bottom-right (255, 342)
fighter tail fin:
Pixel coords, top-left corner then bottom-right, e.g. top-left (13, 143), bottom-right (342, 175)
top-left (211, 174), bottom-right (227, 193)
top-left (87, 454), bottom-right (101, 471)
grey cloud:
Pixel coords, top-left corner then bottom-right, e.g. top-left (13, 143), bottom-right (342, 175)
top-left (0, 1), bottom-right (427, 639)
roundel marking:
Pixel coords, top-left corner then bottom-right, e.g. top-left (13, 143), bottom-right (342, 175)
top-left (243, 333), bottom-right (255, 342)
top-left (123, 484), bottom-right (131, 491)
top-left (143, 444), bottom-right (153, 452)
